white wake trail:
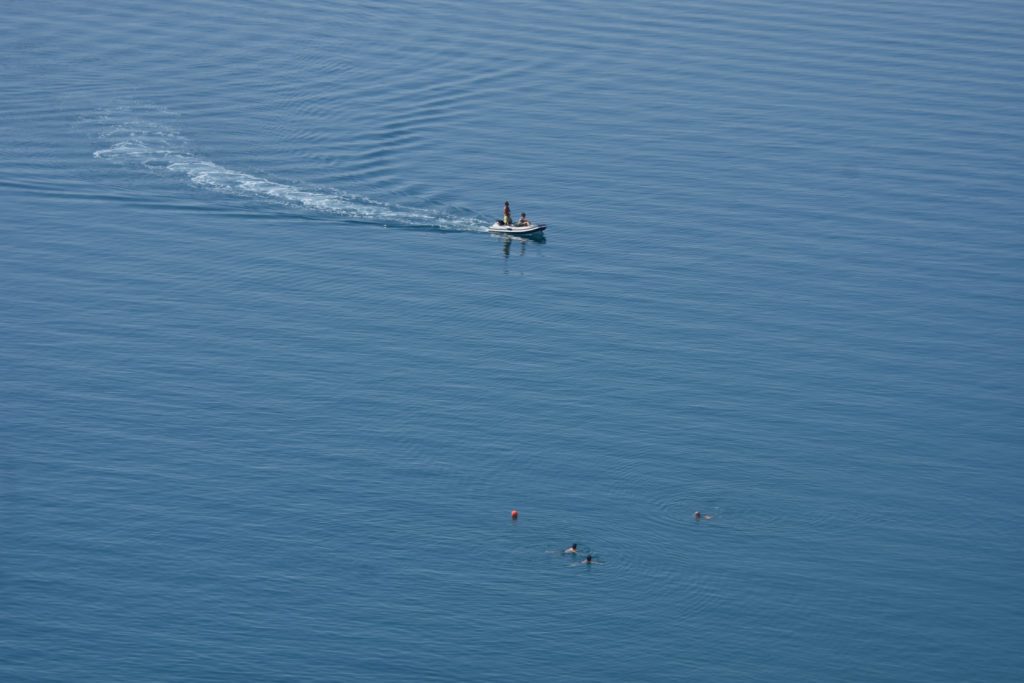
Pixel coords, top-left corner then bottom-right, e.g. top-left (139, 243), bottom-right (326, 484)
top-left (92, 110), bottom-right (484, 232)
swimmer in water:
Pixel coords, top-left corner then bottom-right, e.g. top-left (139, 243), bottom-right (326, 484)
top-left (694, 511), bottom-right (713, 520)
top-left (564, 543), bottom-right (578, 554)
top-left (584, 554), bottom-right (593, 564)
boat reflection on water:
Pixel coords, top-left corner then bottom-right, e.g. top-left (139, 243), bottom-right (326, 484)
top-left (498, 231), bottom-right (546, 259)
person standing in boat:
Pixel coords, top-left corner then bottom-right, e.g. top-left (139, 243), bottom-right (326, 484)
top-left (503, 201), bottom-right (512, 225)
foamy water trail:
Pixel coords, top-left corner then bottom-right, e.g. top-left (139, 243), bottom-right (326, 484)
top-left (91, 109), bottom-right (484, 231)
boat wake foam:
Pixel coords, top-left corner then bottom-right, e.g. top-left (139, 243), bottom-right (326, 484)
top-left (91, 108), bottom-right (484, 232)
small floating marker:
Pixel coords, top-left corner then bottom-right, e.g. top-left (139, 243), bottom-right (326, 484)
top-left (511, 509), bottom-right (519, 520)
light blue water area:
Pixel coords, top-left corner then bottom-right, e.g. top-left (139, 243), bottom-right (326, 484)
top-left (2, 1), bottom-right (1022, 680)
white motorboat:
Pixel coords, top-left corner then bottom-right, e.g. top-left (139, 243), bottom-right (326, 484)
top-left (488, 222), bottom-right (547, 235)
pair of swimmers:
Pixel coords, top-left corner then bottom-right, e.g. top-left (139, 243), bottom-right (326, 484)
top-left (502, 201), bottom-right (530, 226)
top-left (564, 543), bottom-right (593, 564)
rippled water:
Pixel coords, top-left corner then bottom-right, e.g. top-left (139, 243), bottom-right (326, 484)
top-left (3, 1), bottom-right (1023, 681)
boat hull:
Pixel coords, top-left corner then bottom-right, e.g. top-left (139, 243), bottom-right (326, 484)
top-left (488, 222), bottom-right (546, 235)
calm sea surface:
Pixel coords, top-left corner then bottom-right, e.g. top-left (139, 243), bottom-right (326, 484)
top-left (2, 1), bottom-right (1022, 681)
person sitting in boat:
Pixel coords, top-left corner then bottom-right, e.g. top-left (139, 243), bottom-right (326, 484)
top-left (517, 212), bottom-right (530, 227)
top-left (503, 201), bottom-right (512, 225)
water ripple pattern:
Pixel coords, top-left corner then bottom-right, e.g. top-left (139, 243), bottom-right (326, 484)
top-left (91, 107), bottom-right (484, 231)
top-left (4, 0), bottom-right (1023, 681)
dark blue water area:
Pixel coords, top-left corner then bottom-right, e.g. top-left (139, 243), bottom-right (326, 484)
top-left (2, 1), bottom-right (1023, 681)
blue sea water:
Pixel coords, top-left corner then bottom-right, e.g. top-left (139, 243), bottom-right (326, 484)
top-left (2, 0), bottom-right (1022, 680)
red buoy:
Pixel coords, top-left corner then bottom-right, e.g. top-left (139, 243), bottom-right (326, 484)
top-left (511, 509), bottom-right (519, 520)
